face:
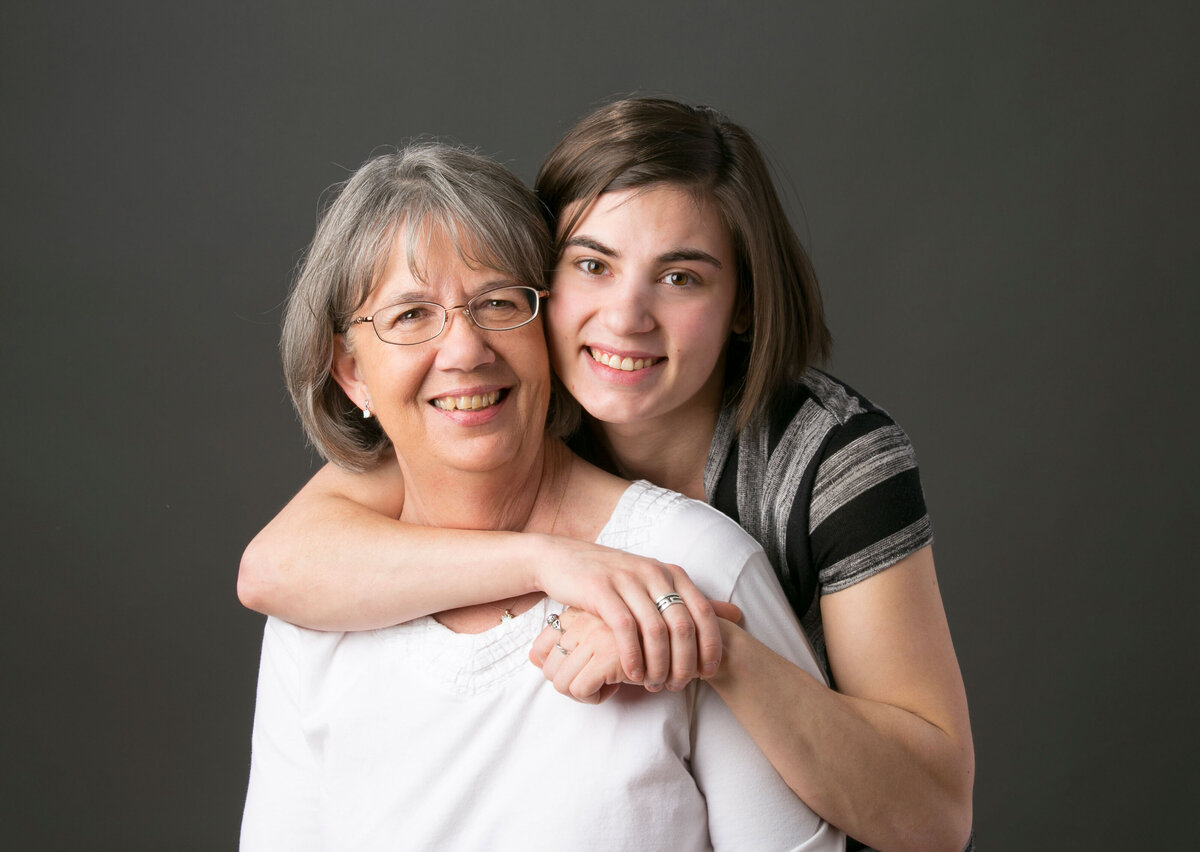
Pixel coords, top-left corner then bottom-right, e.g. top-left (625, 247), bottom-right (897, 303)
top-left (546, 185), bottom-right (744, 432)
top-left (332, 225), bottom-right (551, 478)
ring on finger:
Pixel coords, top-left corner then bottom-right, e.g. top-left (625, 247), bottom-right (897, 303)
top-left (654, 593), bottom-right (685, 613)
top-left (546, 612), bottom-right (564, 632)
top-left (555, 641), bottom-right (571, 656)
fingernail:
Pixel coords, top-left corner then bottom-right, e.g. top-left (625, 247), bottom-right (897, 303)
top-left (631, 668), bottom-right (644, 682)
top-left (701, 663), bottom-right (718, 678)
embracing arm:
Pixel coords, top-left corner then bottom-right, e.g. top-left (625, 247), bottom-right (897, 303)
top-left (238, 458), bottom-right (538, 630)
top-left (708, 546), bottom-right (973, 852)
top-left (535, 545), bottom-right (972, 851)
top-left (238, 458), bottom-right (721, 684)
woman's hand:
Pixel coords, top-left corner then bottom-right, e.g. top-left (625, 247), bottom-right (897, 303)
top-left (531, 536), bottom-right (725, 688)
top-left (531, 601), bottom-right (743, 703)
top-left (531, 609), bottom-right (624, 703)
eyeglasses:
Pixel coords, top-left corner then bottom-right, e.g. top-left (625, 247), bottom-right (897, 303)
top-left (347, 285), bottom-right (549, 346)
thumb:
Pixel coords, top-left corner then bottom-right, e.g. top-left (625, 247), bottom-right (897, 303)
top-left (710, 600), bottom-right (743, 624)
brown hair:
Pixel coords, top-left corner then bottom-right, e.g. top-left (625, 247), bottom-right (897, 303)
top-left (281, 143), bottom-right (561, 471)
top-left (536, 97), bottom-right (831, 430)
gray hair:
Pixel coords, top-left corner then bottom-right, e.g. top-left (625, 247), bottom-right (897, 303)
top-left (281, 143), bottom-right (562, 471)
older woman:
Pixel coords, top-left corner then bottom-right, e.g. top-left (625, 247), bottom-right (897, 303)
top-left (240, 144), bottom-right (842, 850)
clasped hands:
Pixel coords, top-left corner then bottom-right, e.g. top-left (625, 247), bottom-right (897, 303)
top-left (529, 599), bottom-right (743, 704)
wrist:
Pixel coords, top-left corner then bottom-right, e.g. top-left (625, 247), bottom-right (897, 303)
top-left (525, 532), bottom-right (558, 596)
top-left (706, 618), bottom-right (748, 690)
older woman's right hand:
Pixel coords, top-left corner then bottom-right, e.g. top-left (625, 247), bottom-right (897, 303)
top-left (532, 535), bottom-right (723, 688)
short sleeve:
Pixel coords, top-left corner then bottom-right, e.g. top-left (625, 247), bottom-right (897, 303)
top-left (240, 618), bottom-right (322, 851)
top-left (807, 412), bottom-right (933, 594)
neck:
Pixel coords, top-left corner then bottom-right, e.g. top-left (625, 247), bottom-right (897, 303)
top-left (399, 439), bottom-right (570, 534)
top-left (589, 404), bottom-right (718, 501)
top-left (590, 350), bottom-right (729, 501)
top-left (402, 439), bottom-right (576, 635)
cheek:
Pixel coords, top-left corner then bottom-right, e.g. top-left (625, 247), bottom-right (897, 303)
top-left (544, 303), bottom-right (578, 365)
top-left (671, 306), bottom-right (733, 356)
top-left (544, 291), bottom-right (571, 335)
top-left (360, 353), bottom-right (427, 410)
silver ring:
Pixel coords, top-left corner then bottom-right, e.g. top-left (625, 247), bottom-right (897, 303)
top-left (546, 612), bottom-right (564, 632)
top-left (654, 593), bottom-right (685, 613)
top-left (555, 642), bottom-right (571, 656)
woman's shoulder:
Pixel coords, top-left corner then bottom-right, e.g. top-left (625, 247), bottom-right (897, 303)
top-left (772, 368), bottom-right (902, 434)
top-left (715, 369), bottom-right (917, 485)
top-left (710, 369), bottom-right (914, 498)
top-left (599, 481), bottom-right (764, 599)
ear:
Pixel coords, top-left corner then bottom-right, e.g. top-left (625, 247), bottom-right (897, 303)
top-left (330, 334), bottom-right (368, 408)
top-left (731, 293), bottom-right (752, 336)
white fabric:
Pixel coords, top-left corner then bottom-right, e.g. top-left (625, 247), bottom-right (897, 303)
top-left (241, 480), bottom-right (843, 851)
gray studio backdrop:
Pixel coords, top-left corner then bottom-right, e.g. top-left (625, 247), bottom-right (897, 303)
top-left (3, 1), bottom-right (1196, 848)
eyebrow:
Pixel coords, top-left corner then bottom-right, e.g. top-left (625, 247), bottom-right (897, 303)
top-left (376, 279), bottom-right (517, 307)
top-left (563, 236), bottom-right (723, 269)
top-left (657, 248), bottom-right (723, 269)
top-left (562, 236), bottom-right (617, 257)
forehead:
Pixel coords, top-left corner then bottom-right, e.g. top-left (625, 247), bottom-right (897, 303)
top-left (374, 220), bottom-right (508, 296)
top-left (567, 185), bottom-right (732, 254)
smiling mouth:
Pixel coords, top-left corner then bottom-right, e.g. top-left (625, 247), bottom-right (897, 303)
top-left (588, 347), bottom-right (662, 372)
top-left (431, 390), bottom-right (503, 411)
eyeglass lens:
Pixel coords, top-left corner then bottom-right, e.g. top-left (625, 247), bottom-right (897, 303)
top-left (371, 286), bottom-right (539, 344)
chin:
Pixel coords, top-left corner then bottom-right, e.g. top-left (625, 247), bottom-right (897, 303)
top-left (577, 396), bottom-right (657, 427)
top-left (432, 434), bottom-right (536, 474)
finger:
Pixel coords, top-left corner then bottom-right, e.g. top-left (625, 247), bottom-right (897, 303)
top-left (661, 599), bottom-right (698, 692)
top-left (551, 640), bottom-right (592, 699)
top-left (594, 683), bottom-right (621, 703)
top-left (625, 586), bottom-right (670, 691)
top-left (568, 638), bottom-right (625, 701)
top-left (587, 595), bottom-right (644, 684)
top-left (538, 636), bottom-right (565, 682)
top-left (529, 624), bottom-right (560, 668)
top-left (666, 569), bottom-right (724, 679)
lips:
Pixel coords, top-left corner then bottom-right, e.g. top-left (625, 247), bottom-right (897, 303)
top-left (431, 390), bottom-right (503, 411)
top-left (588, 347), bottom-right (662, 373)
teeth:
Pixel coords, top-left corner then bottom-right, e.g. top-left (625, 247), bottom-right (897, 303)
top-left (589, 348), bottom-right (658, 372)
top-left (432, 391), bottom-right (501, 411)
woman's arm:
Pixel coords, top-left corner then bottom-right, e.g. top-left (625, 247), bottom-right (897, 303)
top-left (534, 546), bottom-right (973, 852)
top-left (708, 546), bottom-right (973, 852)
top-left (238, 459), bottom-right (723, 686)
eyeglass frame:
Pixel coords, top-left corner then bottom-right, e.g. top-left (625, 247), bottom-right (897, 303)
top-left (346, 285), bottom-right (550, 346)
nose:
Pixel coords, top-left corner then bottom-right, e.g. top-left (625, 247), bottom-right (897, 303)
top-left (598, 278), bottom-right (656, 336)
top-left (433, 305), bottom-right (496, 371)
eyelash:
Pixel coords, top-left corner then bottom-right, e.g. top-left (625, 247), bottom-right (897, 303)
top-left (660, 271), bottom-right (695, 288)
top-left (575, 258), bottom-right (608, 277)
top-left (574, 258), bottom-right (698, 288)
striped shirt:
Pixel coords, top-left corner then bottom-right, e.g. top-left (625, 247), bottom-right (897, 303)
top-left (704, 368), bottom-right (933, 681)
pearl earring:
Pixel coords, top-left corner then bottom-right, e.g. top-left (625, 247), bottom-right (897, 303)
top-left (362, 400), bottom-right (373, 419)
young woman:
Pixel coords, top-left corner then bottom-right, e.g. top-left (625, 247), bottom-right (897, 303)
top-left (239, 98), bottom-right (973, 852)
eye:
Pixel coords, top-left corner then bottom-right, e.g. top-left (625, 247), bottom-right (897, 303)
top-left (661, 271), bottom-right (695, 288)
top-left (576, 258), bottom-right (607, 276)
top-left (470, 287), bottom-right (536, 327)
top-left (382, 304), bottom-right (435, 330)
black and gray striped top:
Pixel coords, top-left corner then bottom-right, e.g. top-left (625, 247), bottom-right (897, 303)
top-left (704, 368), bottom-right (933, 681)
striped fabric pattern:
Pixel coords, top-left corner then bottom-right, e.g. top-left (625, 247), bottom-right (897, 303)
top-left (704, 368), bottom-right (933, 678)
